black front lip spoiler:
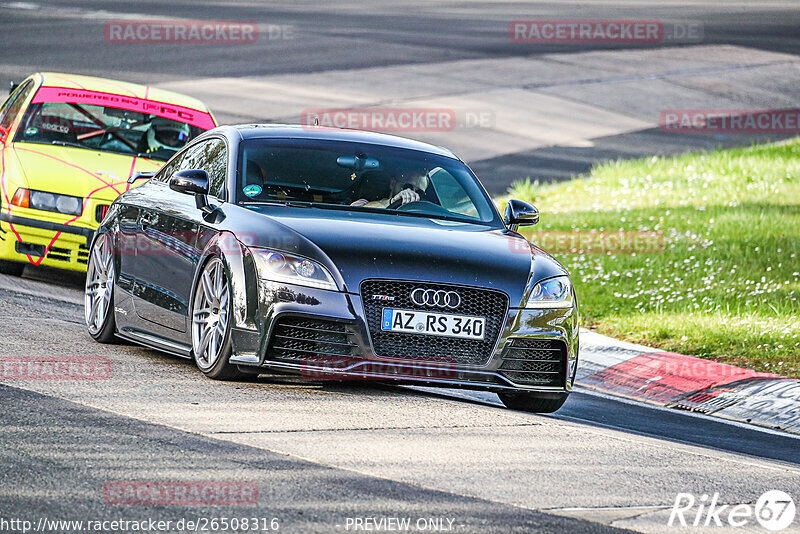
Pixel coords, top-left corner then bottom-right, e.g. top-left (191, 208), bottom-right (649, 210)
top-left (257, 359), bottom-right (568, 393)
top-left (0, 211), bottom-right (95, 245)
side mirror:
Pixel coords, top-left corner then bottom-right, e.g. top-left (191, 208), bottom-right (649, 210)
top-left (169, 169), bottom-right (213, 214)
top-left (128, 171), bottom-right (155, 184)
top-left (169, 169), bottom-right (209, 195)
top-left (504, 199), bottom-right (539, 232)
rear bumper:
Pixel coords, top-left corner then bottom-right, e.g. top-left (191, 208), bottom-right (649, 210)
top-left (229, 280), bottom-right (579, 394)
top-left (0, 214), bottom-right (95, 271)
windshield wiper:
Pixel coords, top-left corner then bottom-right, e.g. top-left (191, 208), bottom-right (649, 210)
top-left (241, 200), bottom-right (313, 208)
top-left (51, 140), bottom-right (87, 149)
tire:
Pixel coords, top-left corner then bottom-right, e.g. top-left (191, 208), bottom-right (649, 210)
top-left (85, 233), bottom-right (118, 344)
top-left (498, 391), bottom-right (568, 413)
top-left (191, 256), bottom-right (243, 380)
top-left (0, 260), bottom-right (25, 276)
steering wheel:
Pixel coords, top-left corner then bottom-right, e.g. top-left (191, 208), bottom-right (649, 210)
top-left (386, 183), bottom-right (426, 210)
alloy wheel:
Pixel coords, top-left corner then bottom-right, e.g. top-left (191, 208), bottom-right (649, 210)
top-left (192, 257), bottom-right (230, 370)
top-left (85, 234), bottom-right (115, 335)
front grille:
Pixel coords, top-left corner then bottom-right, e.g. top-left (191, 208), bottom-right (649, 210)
top-left (361, 280), bottom-right (509, 366)
top-left (77, 245), bottom-right (90, 265)
top-left (96, 204), bottom-right (110, 223)
top-left (265, 317), bottom-right (360, 367)
top-left (46, 246), bottom-right (71, 262)
top-left (499, 338), bottom-right (566, 387)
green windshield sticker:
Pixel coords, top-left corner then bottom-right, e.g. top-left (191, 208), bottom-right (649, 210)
top-left (24, 127), bottom-right (38, 136)
top-left (243, 184), bottom-right (262, 197)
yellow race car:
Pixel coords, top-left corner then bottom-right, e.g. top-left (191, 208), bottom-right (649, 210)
top-left (0, 72), bottom-right (216, 274)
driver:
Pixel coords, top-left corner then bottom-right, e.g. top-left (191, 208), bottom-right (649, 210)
top-left (143, 117), bottom-right (190, 154)
top-left (351, 168), bottom-right (430, 208)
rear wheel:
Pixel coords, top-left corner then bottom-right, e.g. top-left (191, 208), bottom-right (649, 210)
top-left (0, 260), bottom-right (24, 276)
top-left (85, 233), bottom-right (117, 343)
top-left (498, 391), bottom-right (568, 413)
top-left (191, 257), bottom-right (243, 380)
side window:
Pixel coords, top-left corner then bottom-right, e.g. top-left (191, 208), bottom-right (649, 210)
top-left (156, 151), bottom-right (185, 183)
top-left (429, 167), bottom-right (480, 219)
top-left (176, 138), bottom-right (227, 198)
top-left (0, 80), bottom-right (34, 132)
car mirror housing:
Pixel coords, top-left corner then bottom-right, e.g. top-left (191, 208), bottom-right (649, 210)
top-left (169, 169), bottom-right (209, 195)
top-left (169, 169), bottom-right (215, 214)
top-left (504, 199), bottom-right (539, 232)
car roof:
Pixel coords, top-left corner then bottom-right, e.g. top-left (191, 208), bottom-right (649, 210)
top-left (36, 72), bottom-right (212, 113)
top-left (227, 124), bottom-right (459, 159)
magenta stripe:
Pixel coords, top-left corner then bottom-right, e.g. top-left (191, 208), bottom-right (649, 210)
top-left (33, 86), bottom-right (215, 130)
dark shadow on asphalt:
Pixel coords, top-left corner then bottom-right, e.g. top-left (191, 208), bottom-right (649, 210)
top-left (0, 383), bottom-right (626, 534)
top-left (20, 264), bottom-right (86, 289)
top-left (376, 384), bottom-right (800, 466)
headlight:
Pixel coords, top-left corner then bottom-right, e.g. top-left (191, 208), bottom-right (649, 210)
top-left (11, 188), bottom-right (83, 216)
top-left (251, 248), bottom-right (336, 290)
top-left (55, 194), bottom-right (82, 215)
top-left (525, 276), bottom-right (573, 308)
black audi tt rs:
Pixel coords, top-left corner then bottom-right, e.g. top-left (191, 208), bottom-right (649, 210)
top-left (85, 125), bottom-right (579, 413)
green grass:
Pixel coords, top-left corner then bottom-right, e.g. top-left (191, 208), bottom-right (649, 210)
top-left (506, 139), bottom-right (800, 377)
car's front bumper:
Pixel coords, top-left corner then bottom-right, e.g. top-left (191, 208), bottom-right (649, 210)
top-left (0, 212), bottom-right (96, 272)
top-left (229, 279), bottom-right (579, 393)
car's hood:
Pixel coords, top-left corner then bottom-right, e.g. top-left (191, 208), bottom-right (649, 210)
top-left (233, 206), bottom-right (567, 306)
top-left (11, 143), bottom-right (163, 202)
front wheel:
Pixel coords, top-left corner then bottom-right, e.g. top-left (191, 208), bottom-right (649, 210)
top-left (191, 256), bottom-right (243, 380)
top-left (85, 233), bottom-right (118, 343)
top-left (498, 391), bottom-right (568, 413)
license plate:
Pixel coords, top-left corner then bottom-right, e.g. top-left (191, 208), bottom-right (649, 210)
top-left (381, 308), bottom-right (485, 340)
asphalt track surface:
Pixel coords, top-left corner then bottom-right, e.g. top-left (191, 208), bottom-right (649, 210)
top-left (2, 0), bottom-right (800, 82)
top-left (2, 2), bottom-right (800, 532)
top-left (0, 269), bottom-right (798, 533)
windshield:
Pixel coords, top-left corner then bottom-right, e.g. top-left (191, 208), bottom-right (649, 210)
top-left (237, 139), bottom-right (499, 224)
top-left (14, 87), bottom-right (214, 161)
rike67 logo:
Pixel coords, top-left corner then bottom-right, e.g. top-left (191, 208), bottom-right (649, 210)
top-left (669, 490), bottom-right (796, 531)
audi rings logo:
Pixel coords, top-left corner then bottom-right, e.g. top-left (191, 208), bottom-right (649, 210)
top-left (410, 288), bottom-right (461, 309)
